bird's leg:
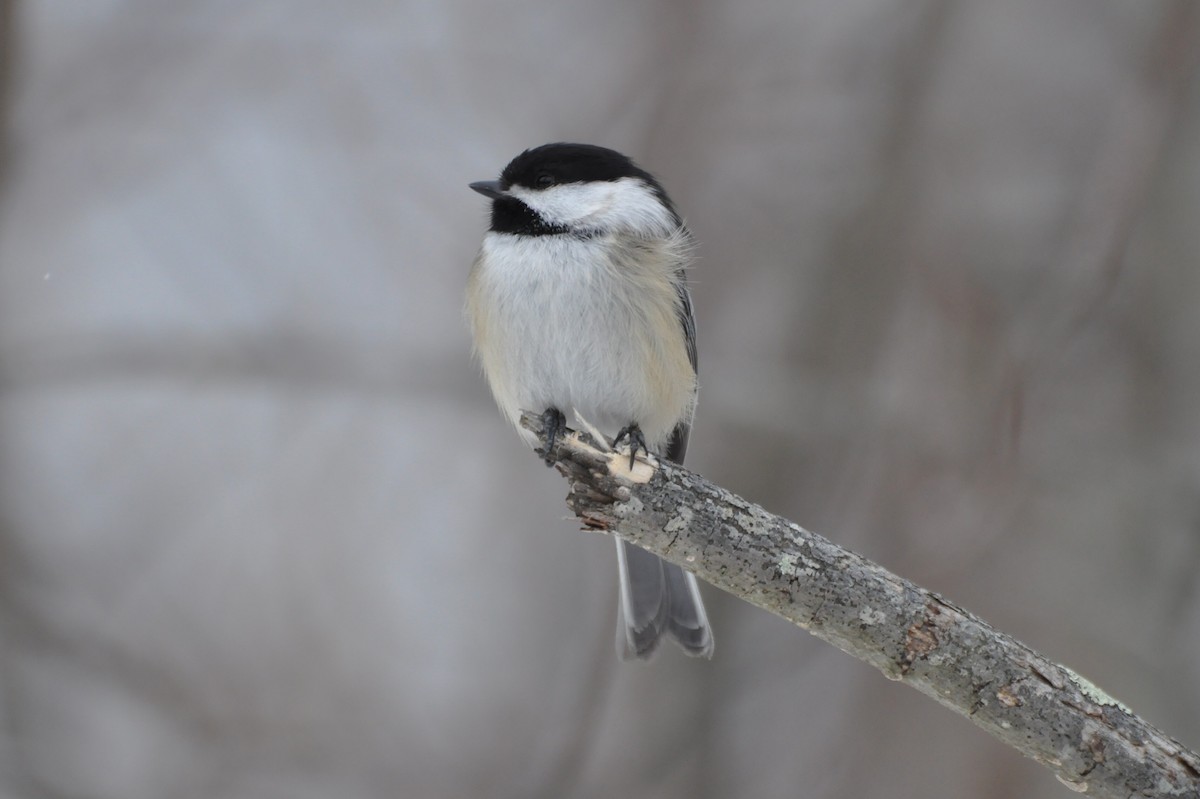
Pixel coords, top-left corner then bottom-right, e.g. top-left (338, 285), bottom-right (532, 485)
top-left (613, 423), bottom-right (648, 470)
top-left (539, 407), bottom-right (567, 466)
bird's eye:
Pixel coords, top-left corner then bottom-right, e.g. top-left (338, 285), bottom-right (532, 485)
top-left (535, 173), bottom-right (554, 188)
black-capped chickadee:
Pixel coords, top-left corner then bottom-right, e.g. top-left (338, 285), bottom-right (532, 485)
top-left (466, 143), bottom-right (713, 660)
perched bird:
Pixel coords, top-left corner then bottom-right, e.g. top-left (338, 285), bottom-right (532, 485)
top-left (466, 143), bottom-right (713, 659)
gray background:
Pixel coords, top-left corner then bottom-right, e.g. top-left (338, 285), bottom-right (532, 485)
top-left (2, 1), bottom-right (1199, 797)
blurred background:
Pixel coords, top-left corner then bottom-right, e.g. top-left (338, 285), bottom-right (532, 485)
top-left (1, 1), bottom-right (1199, 797)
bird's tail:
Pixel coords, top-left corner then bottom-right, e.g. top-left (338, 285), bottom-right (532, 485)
top-left (615, 539), bottom-right (713, 659)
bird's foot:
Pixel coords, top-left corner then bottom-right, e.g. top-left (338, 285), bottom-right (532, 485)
top-left (538, 408), bottom-right (567, 466)
top-left (613, 423), bottom-right (648, 470)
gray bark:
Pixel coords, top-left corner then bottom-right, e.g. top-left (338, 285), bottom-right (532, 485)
top-left (521, 411), bottom-right (1200, 799)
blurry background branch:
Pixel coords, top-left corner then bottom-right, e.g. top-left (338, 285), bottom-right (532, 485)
top-left (0, 0), bottom-right (13, 184)
top-left (522, 411), bottom-right (1200, 799)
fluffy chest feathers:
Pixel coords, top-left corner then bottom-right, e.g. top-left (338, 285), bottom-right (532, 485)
top-left (467, 231), bottom-right (696, 449)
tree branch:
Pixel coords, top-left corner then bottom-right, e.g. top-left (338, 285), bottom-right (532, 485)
top-left (519, 411), bottom-right (1200, 799)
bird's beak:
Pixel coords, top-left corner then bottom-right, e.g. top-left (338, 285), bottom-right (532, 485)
top-left (469, 180), bottom-right (505, 199)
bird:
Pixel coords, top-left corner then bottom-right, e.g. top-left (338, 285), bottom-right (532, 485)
top-left (465, 142), bottom-right (713, 659)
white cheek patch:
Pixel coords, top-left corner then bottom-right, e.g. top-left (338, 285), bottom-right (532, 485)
top-left (508, 178), bottom-right (676, 236)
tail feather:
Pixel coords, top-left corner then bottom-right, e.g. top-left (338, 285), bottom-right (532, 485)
top-left (616, 539), bottom-right (714, 660)
top-left (665, 566), bottom-right (713, 656)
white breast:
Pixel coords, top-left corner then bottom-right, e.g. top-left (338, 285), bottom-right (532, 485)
top-left (466, 231), bottom-right (696, 451)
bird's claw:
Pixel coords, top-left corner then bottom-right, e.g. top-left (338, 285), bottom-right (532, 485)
top-left (539, 408), bottom-right (566, 466)
top-left (613, 424), bottom-right (648, 470)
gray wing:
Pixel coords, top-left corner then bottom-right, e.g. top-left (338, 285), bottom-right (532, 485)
top-left (676, 274), bottom-right (698, 376)
top-left (666, 275), bottom-right (697, 464)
